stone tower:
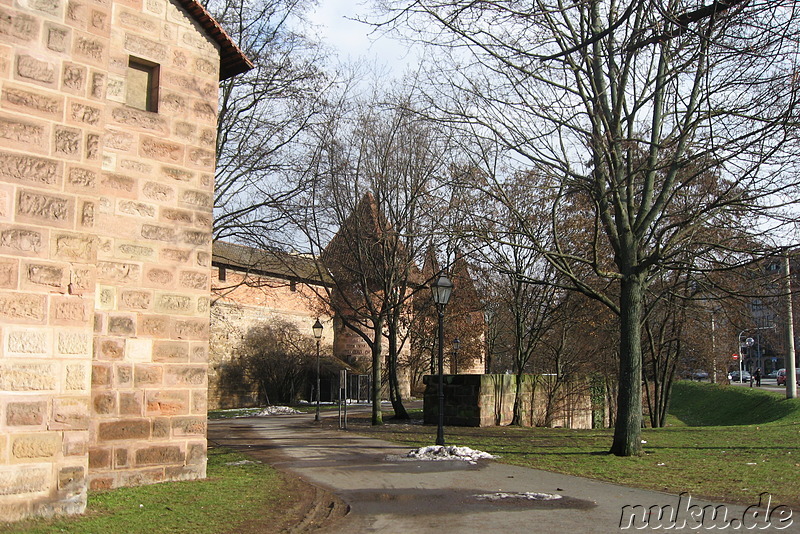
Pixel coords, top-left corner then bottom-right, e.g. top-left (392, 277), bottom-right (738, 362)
top-left (0, 0), bottom-right (249, 521)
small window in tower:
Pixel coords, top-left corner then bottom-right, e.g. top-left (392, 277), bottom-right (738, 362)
top-left (218, 266), bottom-right (227, 281)
top-left (290, 280), bottom-right (297, 292)
top-left (126, 57), bottom-right (159, 112)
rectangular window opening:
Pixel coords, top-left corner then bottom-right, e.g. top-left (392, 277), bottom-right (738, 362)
top-left (126, 57), bottom-right (159, 112)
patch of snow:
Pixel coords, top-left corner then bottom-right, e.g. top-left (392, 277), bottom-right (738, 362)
top-left (249, 406), bottom-right (302, 416)
top-left (405, 445), bottom-right (496, 464)
top-left (225, 460), bottom-right (259, 466)
top-left (475, 492), bottom-right (562, 501)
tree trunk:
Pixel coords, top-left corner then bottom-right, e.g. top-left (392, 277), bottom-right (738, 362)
top-left (387, 324), bottom-right (409, 419)
top-left (610, 274), bottom-right (644, 456)
top-left (511, 370), bottom-right (524, 426)
top-left (371, 317), bottom-right (384, 426)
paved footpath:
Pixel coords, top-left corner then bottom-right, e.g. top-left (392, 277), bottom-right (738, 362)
top-left (208, 412), bottom-right (798, 533)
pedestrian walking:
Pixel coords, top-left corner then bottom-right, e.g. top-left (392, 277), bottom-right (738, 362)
top-left (754, 368), bottom-right (762, 387)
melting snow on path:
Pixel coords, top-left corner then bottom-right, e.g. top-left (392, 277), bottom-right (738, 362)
top-left (404, 445), bottom-right (496, 464)
top-left (253, 406), bottom-right (302, 416)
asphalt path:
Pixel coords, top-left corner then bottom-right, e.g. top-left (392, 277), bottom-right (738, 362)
top-left (208, 409), bottom-right (798, 533)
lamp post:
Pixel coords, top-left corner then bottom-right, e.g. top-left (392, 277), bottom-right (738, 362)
top-left (431, 274), bottom-right (453, 446)
top-left (313, 319), bottom-right (323, 422)
top-left (737, 326), bottom-right (774, 383)
top-left (452, 338), bottom-right (461, 374)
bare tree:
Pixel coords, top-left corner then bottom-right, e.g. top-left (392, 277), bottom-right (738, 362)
top-left (380, 0), bottom-right (800, 455)
top-left (206, 0), bottom-right (329, 242)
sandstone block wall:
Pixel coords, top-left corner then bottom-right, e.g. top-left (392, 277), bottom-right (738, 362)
top-left (423, 374), bottom-right (604, 429)
top-left (0, 0), bottom-right (223, 521)
top-left (209, 266), bottom-right (332, 409)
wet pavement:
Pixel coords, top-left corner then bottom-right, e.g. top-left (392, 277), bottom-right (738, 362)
top-left (208, 411), bottom-right (798, 533)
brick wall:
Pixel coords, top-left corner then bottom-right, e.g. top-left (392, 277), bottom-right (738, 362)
top-left (0, 0), bottom-right (228, 521)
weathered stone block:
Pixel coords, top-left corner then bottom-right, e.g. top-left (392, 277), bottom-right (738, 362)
top-left (145, 390), bottom-right (189, 415)
top-left (66, 166), bottom-right (97, 191)
top-left (11, 433), bottom-right (60, 460)
top-left (100, 172), bottom-right (136, 197)
top-left (191, 388), bottom-right (207, 414)
top-left (57, 330), bottom-right (90, 356)
top-left (88, 447), bottom-right (111, 469)
top-left (155, 293), bottom-right (192, 314)
top-left (65, 362), bottom-right (88, 391)
top-left (107, 315), bottom-right (135, 335)
top-left (178, 270), bottom-right (207, 290)
top-left (111, 106), bottom-right (167, 133)
top-left (140, 136), bottom-right (183, 163)
top-left (119, 289), bottom-right (152, 310)
top-left (0, 466), bottom-right (49, 495)
top-left (62, 63), bottom-right (86, 93)
top-left (137, 314), bottom-right (171, 337)
top-left (142, 181), bottom-right (174, 202)
top-left (0, 291), bottom-right (46, 324)
top-left (22, 260), bottom-right (67, 290)
top-left (115, 364), bottom-right (133, 387)
top-left (69, 101), bottom-right (101, 126)
top-left (114, 447), bottom-right (128, 468)
top-left (93, 391), bottom-right (116, 415)
top-left (187, 148), bottom-right (214, 169)
top-left (117, 467), bottom-right (164, 487)
top-left (45, 24), bottom-right (70, 53)
top-left (135, 445), bottom-right (182, 466)
top-left (58, 466), bottom-right (84, 491)
top-left (161, 248), bottom-right (190, 264)
top-left (0, 150), bottom-right (61, 190)
top-left (6, 401), bottom-right (46, 426)
top-left (186, 442), bottom-right (205, 465)
top-left (0, 8), bottom-right (38, 44)
top-left (16, 190), bottom-right (73, 228)
top-left (62, 430), bottom-right (88, 456)
top-left (51, 296), bottom-right (92, 326)
top-left (119, 392), bottom-right (142, 416)
top-left (97, 419), bottom-right (150, 441)
top-left (0, 259), bottom-right (17, 289)
top-left (151, 417), bottom-right (169, 438)
top-left (1, 85), bottom-right (62, 120)
top-left (171, 416), bottom-right (205, 437)
top-left (133, 364), bottom-right (162, 386)
top-left (160, 207), bottom-right (192, 225)
top-left (0, 363), bottom-right (56, 391)
top-left (97, 261), bottom-right (141, 285)
top-left (164, 365), bottom-right (205, 386)
top-left (0, 115), bottom-right (47, 153)
top-left (17, 55), bottom-right (56, 87)
top-left (52, 397), bottom-right (90, 429)
top-left (118, 200), bottom-right (156, 218)
top-left (91, 363), bottom-right (112, 388)
top-left (143, 266), bottom-right (174, 288)
top-left (6, 328), bottom-right (48, 355)
top-left (52, 232), bottom-right (96, 262)
top-left (125, 337), bottom-right (151, 362)
top-left (173, 318), bottom-right (207, 340)
top-left (72, 35), bottom-right (106, 66)
top-left (54, 126), bottom-right (81, 158)
top-left (152, 341), bottom-right (188, 363)
top-left (116, 241), bottom-right (154, 260)
top-left (182, 230), bottom-right (208, 246)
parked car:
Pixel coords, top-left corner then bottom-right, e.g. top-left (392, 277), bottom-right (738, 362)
top-left (691, 370), bottom-right (709, 381)
top-left (729, 370), bottom-right (752, 383)
top-left (766, 369), bottom-right (779, 379)
top-left (776, 368), bottom-right (800, 386)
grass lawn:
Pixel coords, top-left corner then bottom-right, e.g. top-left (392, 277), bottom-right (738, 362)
top-left (346, 381), bottom-right (800, 509)
top-left (0, 447), bottom-right (297, 534)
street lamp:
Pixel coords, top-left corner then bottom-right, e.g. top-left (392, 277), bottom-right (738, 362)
top-left (431, 274), bottom-right (453, 446)
top-left (452, 338), bottom-right (461, 374)
top-left (313, 318), bottom-right (323, 422)
top-left (737, 326), bottom-right (774, 383)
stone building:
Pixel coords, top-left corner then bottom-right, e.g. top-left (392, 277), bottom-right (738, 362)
top-left (209, 240), bottom-right (333, 409)
top-left (0, 0), bottom-right (249, 522)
